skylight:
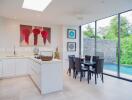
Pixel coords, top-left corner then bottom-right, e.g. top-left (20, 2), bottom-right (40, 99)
top-left (22, 0), bottom-right (52, 12)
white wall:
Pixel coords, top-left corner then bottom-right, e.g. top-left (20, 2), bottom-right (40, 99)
top-left (0, 17), bottom-right (63, 57)
top-left (0, 17), bottom-right (80, 69)
top-left (62, 25), bottom-right (79, 69)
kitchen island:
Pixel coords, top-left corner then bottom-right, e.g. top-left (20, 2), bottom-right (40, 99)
top-left (30, 58), bottom-right (63, 94)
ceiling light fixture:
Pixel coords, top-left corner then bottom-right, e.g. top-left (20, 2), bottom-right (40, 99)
top-left (22, 0), bottom-right (52, 12)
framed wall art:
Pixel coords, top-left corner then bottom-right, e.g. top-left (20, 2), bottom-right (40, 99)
top-left (20, 24), bottom-right (51, 46)
top-left (67, 29), bottom-right (76, 39)
top-left (67, 42), bottom-right (76, 51)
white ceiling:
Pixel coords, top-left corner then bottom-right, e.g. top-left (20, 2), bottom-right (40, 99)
top-left (0, 0), bottom-right (132, 26)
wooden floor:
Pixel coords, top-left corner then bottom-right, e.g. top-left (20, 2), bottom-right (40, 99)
top-left (0, 72), bottom-right (132, 100)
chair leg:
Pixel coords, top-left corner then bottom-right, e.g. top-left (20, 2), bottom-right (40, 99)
top-left (80, 71), bottom-right (83, 82)
top-left (102, 73), bottom-right (104, 83)
top-left (87, 71), bottom-right (89, 84)
top-left (73, 70), bottom-right (75, 79)
top-left (89, 72), bottom-right (91, 80)
top-left (76, 71), bottom-right (78, 78)
top-left (83, 72), bottom-right (85, 77)
top-left (95, 73), bottom-right (97, 84)
top-left (92, 73), bottom-right (93, 76)
top-left (69, 68), bottom-right (72, 76)
top-left (67, 68), bottom-right (69, 75)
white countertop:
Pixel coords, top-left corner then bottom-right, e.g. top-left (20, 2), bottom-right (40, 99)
top-left (0, 55), bottom-right (62, 64)
top-left (31, 57), bottom-right (61, 64)
top-left (0, 55), bottom-right (32, 59)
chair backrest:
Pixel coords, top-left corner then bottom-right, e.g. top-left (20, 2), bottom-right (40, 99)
top-left (92, 56), bottom-right (99, 62)
top-left (69, 56), bottom-right (75, 69)
top-left (75, 58), bottom-right (81, 72)
top-left (96, 59), bottom-right (104, 74)
top-left (68, 55), bottom-right (75, 58)
top-left (85, 55), bottom-right (91, 62)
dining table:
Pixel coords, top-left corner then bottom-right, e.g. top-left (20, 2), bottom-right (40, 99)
top-left (82, 61), bottom-right (96, 83)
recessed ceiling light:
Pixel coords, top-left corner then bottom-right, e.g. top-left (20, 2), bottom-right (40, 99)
top-left (22, 0), bottom-right (52, 12)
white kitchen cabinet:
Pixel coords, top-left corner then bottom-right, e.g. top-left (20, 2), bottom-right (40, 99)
top-left (27, 59), bottom-right (32, 75)
top-left (0, 61), bottom-right (3, 77)
top-left (0, 57), bottom-right (63, 95)
top-left (30, 60), bottom-right (41, 89)
top-left (2, 58), bottom-right (28, 78)
top-left (29, 58), bottom-right (63, 95)
top-left (41, 61), bottom-right (63, 94)
top-left (32, 61), bottom-right (40, 75)
top-left (15, 59), bottom-right (28, 76)
top-left (3, 59), bottom-right (15, 77)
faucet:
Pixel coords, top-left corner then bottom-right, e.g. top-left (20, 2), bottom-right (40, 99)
top-left (13, 45), bottom-right (16, 56)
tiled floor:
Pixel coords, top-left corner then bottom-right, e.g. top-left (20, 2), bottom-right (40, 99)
top-left (0, 73), bottom-right (132, 100)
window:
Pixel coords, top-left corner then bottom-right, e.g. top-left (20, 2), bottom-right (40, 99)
top-left (97, 15), bottom-right (118, 76)
top-left (81, 10), bottom-right (132, 81)
top-left (120, 11), bottom-right (132, 80)
top-left (81, 22), bottom-right (95, 56)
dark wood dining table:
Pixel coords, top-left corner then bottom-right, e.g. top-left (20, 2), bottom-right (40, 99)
top-left (82, 61), bottom-right (96, 83)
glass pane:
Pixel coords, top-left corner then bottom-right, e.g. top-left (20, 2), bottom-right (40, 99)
top-left (120, 11), bottom-right (132, 80)
top-left (97, 15), bottom-right (118, 76)
top-left (81, 22), bottom-right (95, 57)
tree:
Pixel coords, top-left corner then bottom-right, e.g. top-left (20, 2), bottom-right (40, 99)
top-left (120, 35), bottom-right (132, 65)
top-left (82, 16), bottom-right (132, 65)
top-left (83, 25), bottom-right (95, 38)
top-left (98, 26), bottom-right (109, 39)
top-left (104, 16), bottom-right (132, 65)
top-left (104, 16), bottom-right (129, 40)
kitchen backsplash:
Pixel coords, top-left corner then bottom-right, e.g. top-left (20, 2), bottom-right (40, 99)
top-left (0, 47), bottom-right (54, 56)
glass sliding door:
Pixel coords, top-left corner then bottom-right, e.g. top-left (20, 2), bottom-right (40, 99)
top-left (96, 15), bottom-right (118, 76)
top-left (81, 22), bottom-right (95, 57)
top-left (81, 10), bottom-right (132, 81)
top-left (120, 11), bottom-right (132, 80)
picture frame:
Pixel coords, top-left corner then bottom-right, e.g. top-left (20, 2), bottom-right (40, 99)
top-left (20, 24), bottom-right (51, 46)
top-left (67, 42), bottom-right (76, 51)
top-left (67, 29), bottom-right (76, 39)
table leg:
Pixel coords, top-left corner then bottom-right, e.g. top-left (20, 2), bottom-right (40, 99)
top-left (87, 66), bottom-right (89, 84)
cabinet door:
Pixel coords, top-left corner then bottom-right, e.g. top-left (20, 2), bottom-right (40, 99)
top-left (0, 61), bottom-right (3, 77)
top-left (3, 59), bottom-right (15, 77)
top-left (27, 59), bottom-right (33, 75)
top-left (32, 62), bottom-right (40, 75)
top-left (15, 59), bottom-right (27, 75)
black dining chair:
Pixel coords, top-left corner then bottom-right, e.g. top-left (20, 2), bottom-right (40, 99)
top-left (92, 56), bottom-right (99, 62)
top-left (92, 56), bottom-right (99, 69)
top-left (68, 55), bottom-right (75, 78)
top-left (74, 58), bottom-right (88, 81)
top-left (89, 58), bottom-right (104, 84)
top-left (85, 55), bottom-right (91, 62)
